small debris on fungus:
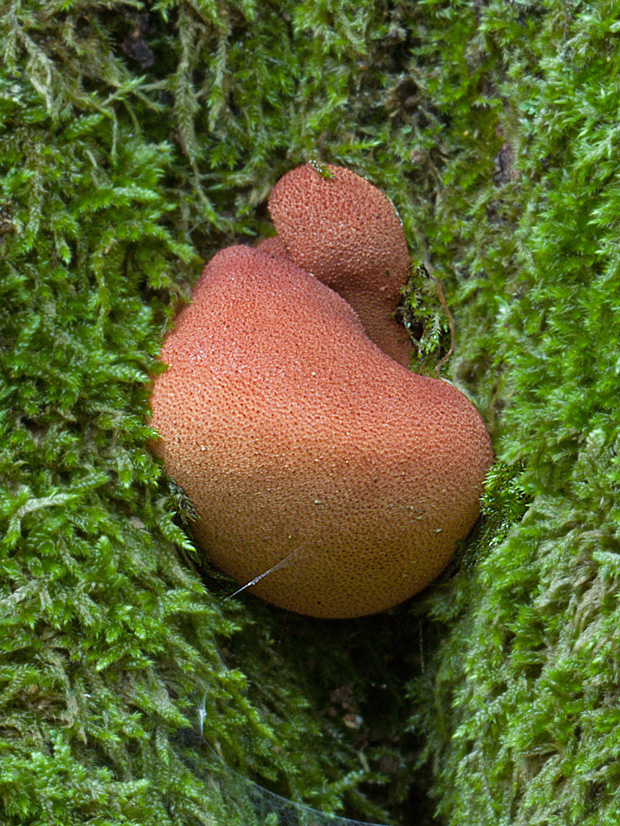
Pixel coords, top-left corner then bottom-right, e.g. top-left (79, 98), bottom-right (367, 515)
top-left (149, 165), bottom-right (494, 619)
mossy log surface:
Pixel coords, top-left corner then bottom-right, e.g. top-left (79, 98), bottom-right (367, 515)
top-left (1, 2), bottom-right (619, 825)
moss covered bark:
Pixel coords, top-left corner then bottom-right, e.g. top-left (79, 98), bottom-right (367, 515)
top-left (1, 1), bottom-right (620, 825)
top-left (404, 2), bottom-right (620, 825)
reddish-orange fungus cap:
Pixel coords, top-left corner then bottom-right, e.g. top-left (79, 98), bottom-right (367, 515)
top-left (150, 245), bottom-right (494, 618)
top-left (268, 163), bottom-right (413, 366)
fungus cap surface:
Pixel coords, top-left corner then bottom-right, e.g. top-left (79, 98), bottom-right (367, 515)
top-left (150, 246), bottom-right (494, 618)
top-left (268, 163), bottom-right (412, 366)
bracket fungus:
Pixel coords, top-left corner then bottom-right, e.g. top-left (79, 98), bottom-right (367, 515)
top-left (150, 165), bottom-right (493, 619)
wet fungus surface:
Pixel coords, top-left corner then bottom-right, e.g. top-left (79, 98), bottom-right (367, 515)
top-left (150, 165), bottom-right (494, 619)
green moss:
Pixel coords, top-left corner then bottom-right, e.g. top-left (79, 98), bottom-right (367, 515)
top-left (403, 2), bottom-right (620, 824)
top-left (3, 1), bottom-right (620, 824)
top-left (0, 3), bottom-right (404, 822)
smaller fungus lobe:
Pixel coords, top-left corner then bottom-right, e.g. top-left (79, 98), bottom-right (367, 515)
top-left (268, 163), bottom-right (413, 366)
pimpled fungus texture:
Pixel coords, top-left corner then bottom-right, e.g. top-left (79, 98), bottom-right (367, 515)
top-left (150, 246), bottom-right (494, 618)
top-left (255, 235), bottom-right (291, 261)
top-left (268, 164), bottom-right (413, 366)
